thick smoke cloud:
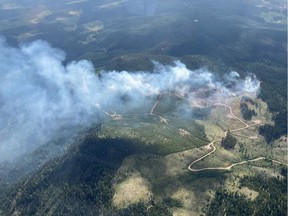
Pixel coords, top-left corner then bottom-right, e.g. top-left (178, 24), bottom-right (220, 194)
top-left (0, 38), bottom-right (98, 162)
top-left (0, 38), bottom-right (260, 162)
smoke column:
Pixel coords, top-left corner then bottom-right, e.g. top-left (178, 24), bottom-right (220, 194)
top-left (0, 38), bottom-right (260, 162)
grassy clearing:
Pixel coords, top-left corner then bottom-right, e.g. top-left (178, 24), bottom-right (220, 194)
top-left (113, 172), bottom-right (152, 208)
top-left (225, 174), bottom-right (259, 201)
top-left (113, 150), bottom-right (227, 214)
top-left (271, 138), bottom-right (288, 163)
top-left (171, 188), bottom-right (197, 214)
top-left (172, 208), bottom-right (191, 216)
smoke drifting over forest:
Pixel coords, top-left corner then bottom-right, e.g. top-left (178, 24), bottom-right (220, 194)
top-left (0, 38), bottom-right (260, 162)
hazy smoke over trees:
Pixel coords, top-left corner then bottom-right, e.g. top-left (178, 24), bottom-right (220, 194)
top-left (0, 38), bottom-right (260, 162)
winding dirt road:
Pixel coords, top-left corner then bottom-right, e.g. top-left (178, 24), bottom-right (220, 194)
top-left (150, 93), bottom-right (287, 172)
top-left (186, 103), bottom-right (286, 171)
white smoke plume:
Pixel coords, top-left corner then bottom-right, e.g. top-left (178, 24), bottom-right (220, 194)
top-left (0, 38), bottom-right (260, 162)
